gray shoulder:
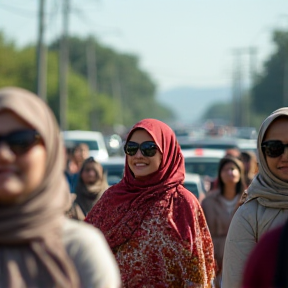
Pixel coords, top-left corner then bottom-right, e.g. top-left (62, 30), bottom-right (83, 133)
top-left (63, 218), bottom-right (105, 245)
top-left (62, 219), bottom-right (121, 288)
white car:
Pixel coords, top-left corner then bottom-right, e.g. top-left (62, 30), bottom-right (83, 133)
top-left (182, 148), bottom-right (226, 179)
top-left (184, 173), bottom-right (206, 203)
top-left (62, 130), bottom-right (109, 161)
top-left (100, 156), bottom-right (125, 186)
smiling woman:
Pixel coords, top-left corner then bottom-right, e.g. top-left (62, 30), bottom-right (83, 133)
top-left (222, 108), bottom-right (288, 288)
top-left (86, 118), bottom-right (216, 287)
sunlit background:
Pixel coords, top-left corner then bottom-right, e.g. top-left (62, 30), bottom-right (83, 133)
top-left (0, 0), bottom-right (288, 135)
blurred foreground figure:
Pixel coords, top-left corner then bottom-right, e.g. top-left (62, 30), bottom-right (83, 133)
top-left (201, 156), bottom-right (246, 288)
top-left (222, 107), bottom-right (288, 288)
top-left (241, 219), bottom-right (288, 288)
top-left (86, 118), bottom-right (215, 287)
top-left (0, 87), bottom-right (121, 288)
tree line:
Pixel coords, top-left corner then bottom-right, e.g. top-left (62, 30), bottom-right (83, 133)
top-left (0, 32), bottom-right (174, 133)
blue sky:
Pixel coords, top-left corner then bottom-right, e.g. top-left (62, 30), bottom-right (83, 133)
top-left (0, 0), bottom-right (288, 92)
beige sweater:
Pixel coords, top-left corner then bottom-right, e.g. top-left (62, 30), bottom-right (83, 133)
top-left (222, 199), bottom-right (288, 288)
top-left (63, 219), bottom-right (121, 288)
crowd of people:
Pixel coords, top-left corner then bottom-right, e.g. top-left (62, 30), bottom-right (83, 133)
top-left (1, 86), bottom-right (288, 288)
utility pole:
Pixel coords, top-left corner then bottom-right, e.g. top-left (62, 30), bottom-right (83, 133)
top-left (232, 49), bottom-right (244, 127)
top-left (36, 0), bottom-right (46, 101)
top-left (59, 0), bottom-right (69, 130)
top-left (112, 66), bottom-right (123, 126)
top-left (86, 39), bottom-right (98, 130)
top-left (231, 47), bottom-right (257, 127)
top-left (247, 47), bottom-right (257, 126)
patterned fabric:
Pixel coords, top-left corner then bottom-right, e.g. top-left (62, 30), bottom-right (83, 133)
top-left (85, 119), bottom-right (215, 287)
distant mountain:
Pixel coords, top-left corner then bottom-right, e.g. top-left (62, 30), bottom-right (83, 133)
top-left (157, 86), bottom-right (232, 124)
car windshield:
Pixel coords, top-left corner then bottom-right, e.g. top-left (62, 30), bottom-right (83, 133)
top-left (101, 163), bottom-right (124, 185)
top-left (185, 158), bottom-right (220, 178)
top-left (180, 143), bottom-right (237, 150)
top-left (65, 140), bottom-right (99, 150)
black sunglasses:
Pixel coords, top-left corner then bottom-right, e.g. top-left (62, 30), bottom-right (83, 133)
top-left (124, 141), bottom-right (158, 157)
top-left (261, 140), bottom-right (288, 158)
top-left (0, 130), bottom-right (41, 156)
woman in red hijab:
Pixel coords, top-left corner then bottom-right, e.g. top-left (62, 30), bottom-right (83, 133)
top-left (85, 119), bottom-right (215, 287)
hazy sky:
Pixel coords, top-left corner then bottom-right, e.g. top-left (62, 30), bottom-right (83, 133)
top-left (0, 0), bottom-right (288, 92)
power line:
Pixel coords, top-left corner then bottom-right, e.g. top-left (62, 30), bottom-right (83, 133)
top-left (0, 3), bottom-right (36, 17)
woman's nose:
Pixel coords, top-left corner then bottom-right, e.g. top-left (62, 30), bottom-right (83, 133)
top-left (0, 143), bottom-right (15, 162)
top-left (282, 147), bottom-right (288, 159)
top-left (134, 148), bottom-right (143, 157)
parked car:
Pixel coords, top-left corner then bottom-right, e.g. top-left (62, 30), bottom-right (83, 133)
top-left (182, 148), bottom-right (226, 179)
top-left (100, 156), bottom-right (125, 186)
top-left (62, 130), bottom-right (109, 161)
top-left (184, 173), bottom-right (206, 203)
top-left (178, 136), bottom-right (239, 152)
top-left (178, 136), bottom-right (257, 154)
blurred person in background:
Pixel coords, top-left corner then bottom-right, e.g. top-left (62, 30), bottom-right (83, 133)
top-left (85, 118), bottom-right (216, 287)
top-left (0, 87), bottom-right (121, 288)
top-left (201, 156), bottom-right (246, 288)
top-left (67, 143), bottom-right (90, 174)
top-left (67, 157), bottom-right (109, 220)
top-left (222, 108), bottom-right (288, 288)
top-left (240, 150), bottom-right (258, 187)
top-left (225, 148), bottom-right (241, 159)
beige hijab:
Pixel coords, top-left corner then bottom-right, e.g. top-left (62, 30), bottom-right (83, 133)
top-left (75, 157), bottom-right (109, 216)
top-left (0, 87), bottom-right (79, 287)
top-left (246, 107), bottom-right (288, 208)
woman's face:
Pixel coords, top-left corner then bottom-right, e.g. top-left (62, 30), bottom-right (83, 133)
top-left (263, 117), bottom-right (288, 182)
top-left (220, 161), bottom-right (241, 185)
top-left (127, 129), bottom-right (162, 179)
top-left (0, 111), bottom-right (47, 205)
top-left (74, 144), bottom-right (89, 162)
top-left (81, 162), bottom-right (98, 185)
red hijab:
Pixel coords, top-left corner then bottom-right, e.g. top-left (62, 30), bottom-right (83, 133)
top-left (86, 119), bottom-right (205, 249)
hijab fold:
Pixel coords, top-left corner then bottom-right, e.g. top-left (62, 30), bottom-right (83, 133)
top-left (246, 107), bottom-right (288, 208)
top-left (0, 87), bottom-right (79, 288)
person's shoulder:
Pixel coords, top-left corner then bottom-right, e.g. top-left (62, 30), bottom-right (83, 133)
top-left (62, 218), bottom-right (105, 246)
top-left (179, 185), bottom-right (200, 204)
top-left (62, 219), bottom-right (122, 288)
top-left (201, 189), bottom-right (220, 204)
top-left (228, 198), bottom-right (260, 228)
top-left (204, 189), bottom-right (220, 200)
top-left (238, 197), bottom-right (259, 212)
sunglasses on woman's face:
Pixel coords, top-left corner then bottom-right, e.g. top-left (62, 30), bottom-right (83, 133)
top-left (261, 140), bottom-right (288, 158)
top-left (0, 130), bottom-right (41, 156)
top-left (124, 141), bottom-right (158, 157)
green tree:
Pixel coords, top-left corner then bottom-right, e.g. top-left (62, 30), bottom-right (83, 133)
top-left (50, 36), bottom-right (175, 127)
top-left (201, 101), bottom-right (232, 123)
top-left (252, 29), bottom-right (288, 114)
